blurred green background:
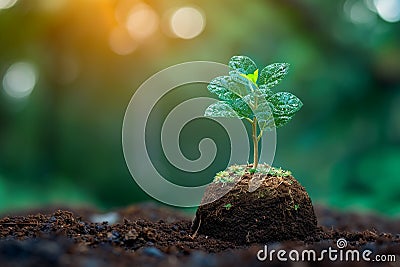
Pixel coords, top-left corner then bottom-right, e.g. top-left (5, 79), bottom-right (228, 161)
top-left (0, 0), bottom-right (399, 214)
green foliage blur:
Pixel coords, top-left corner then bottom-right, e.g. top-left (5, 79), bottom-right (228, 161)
top-left (0, 0), bottom-right (399, 215)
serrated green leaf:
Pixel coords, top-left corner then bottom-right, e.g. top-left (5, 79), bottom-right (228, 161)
top-left (228, 56), bottom-right (258, 75)
top-left (268, 92), bottom-right (303, 116)
top-left (258, 63), bottom-right (289, 88)
top-left (204, 101), bottom-right (243, 118)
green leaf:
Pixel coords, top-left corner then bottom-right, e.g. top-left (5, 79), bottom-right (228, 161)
top-left (273, 114), bottom-right (293, 128)
top-left (208, 75), bottom-right (251, 99)
top-left (247, 69), bottom-right (259, 84)
top-left (230, 98), bottom-right (253, 118)
top-left (228, 56), bottom-right (258, 75)
top-left (207, 76), bottom-right (236, 101)
top-left (268, 92), bottom-right (303, 116)
top-left (204, 101), bottom-right (243, 118)
top-left (242, 92), bottom-right (275, 131)
top-left (239, 69), bottom-right (259, 85)
top-left (207, 75), bottom-right (254, 118)
top-left (258, 85), bottom-right (274, 98)
top-left (206, 58), bottom-right (301, 130)
top-left (229, 71), bottom-right (258, 93)
top-left (258, 63), bottom-right (289, 88)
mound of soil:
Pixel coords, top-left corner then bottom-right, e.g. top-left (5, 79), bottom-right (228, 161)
top-left (0, 204), bottom-right (399, 267)
top-left (192, 166), bottom-right (317, 244)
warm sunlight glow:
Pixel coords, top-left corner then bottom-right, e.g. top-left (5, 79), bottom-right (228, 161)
top-left (374, 0), bottom-right (400, 22)
top-left (109, 27), bottom-right (137, 55)
top-left (170, 7), bottom-right (205, 39)
top-left (126, 3), bottom-right (159, 40)
top-left (38, 0), bottom-right (67, 12)
top-left (0, 0), bottom-right (18, 10)
top-left (115, 0), bottom-right (136, 24)
top-left (2, 62), bottom-right (37, 99)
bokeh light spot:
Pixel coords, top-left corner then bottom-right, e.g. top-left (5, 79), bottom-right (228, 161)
top-left (2, 62), bottom-right (37, 99)
top-left (374, 0), bottom-right (400, 22)
top-left (38, 0), bottom-right (68, 12)
top-left (170, 7), bottom-right (205, 39)
top-left (0, 0), bottom-right (18, 9)
top-left (364, 0), bottom-right (377, 13)
top-left (350, 1), bottom-right (376, 24)
top-left (126, 3), bottom-right (159, 40)
top-left (343, 0), bottom-right (376, 25)
top-left (109, 27), bottom-right (137, 55)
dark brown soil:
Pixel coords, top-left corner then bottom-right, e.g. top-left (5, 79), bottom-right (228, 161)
top-left (192, 169), bottom-right (317, 244)
top-left (0, 204), bottom-right (399, 266)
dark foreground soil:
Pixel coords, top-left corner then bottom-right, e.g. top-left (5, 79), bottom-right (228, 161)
top-left (0, 203), bottom-right (399, 267)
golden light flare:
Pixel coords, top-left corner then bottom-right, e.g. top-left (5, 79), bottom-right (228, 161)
top-left (109, 26), bottom-right (138, 55)
top-left (125, 2), bottom-right (159, 40)
top-left (37, 0), bottom-right (68, 12)
top-left (115, 0), bottom-right (138, 24)
top-left (169, 6), bottom-right (205, 39)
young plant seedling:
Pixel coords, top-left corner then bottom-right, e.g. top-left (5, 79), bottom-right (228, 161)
top-left (194, 71), bottom-right (316, 243)
top-left (205, 56), bottom-right (303, 169)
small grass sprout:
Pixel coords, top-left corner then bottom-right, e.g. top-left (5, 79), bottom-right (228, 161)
top-left (213, 171), bottom-right (235, 183)
top-left (223, 203), bottom-right (232, 210)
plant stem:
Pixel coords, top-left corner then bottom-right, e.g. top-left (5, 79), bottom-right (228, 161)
top-left (257, 130), bottom-right (263, 141)
top-left (252, 118), bottom-right (259, 169)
